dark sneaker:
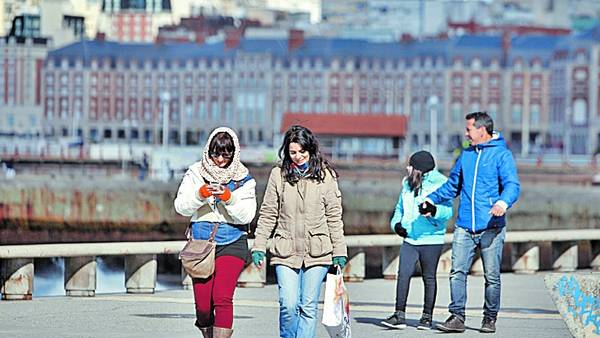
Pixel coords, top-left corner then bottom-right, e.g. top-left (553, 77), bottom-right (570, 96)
top-left (417, 315), bottom-right (432, 330)
top-left (381, 311), bottom-right (407, 329)
top-left (436, 314), bottom-right (465, 333)
top-left (480, 317), bottom-right (496, 333)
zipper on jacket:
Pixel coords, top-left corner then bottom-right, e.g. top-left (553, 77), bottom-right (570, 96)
top-left (471, 147), bottom-right (483, 233)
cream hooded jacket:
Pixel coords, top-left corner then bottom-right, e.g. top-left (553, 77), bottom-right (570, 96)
top-left (173, 127), bottom-right (256, 226)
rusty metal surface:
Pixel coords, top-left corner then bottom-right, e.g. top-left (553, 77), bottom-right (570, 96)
top-left (1, 164), bottom-right (600, 244)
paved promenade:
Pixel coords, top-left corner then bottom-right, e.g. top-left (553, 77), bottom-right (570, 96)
top-left (0, 272), bottom-right (569, 338)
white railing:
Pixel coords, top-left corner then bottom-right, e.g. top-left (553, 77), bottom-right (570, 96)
top-left (1, 230), bottom-right (599, 300)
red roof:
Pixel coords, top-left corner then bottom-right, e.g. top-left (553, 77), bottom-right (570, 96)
top-left (281, 113), bottom-right (407, 137)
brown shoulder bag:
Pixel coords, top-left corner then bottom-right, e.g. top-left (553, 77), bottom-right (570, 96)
top-left (179, 223), bottom-right (219, 279)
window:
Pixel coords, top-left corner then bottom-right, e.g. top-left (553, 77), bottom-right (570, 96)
top-left (199, 100), bottom-right (207, 120)
top-left (511, 104), bottom-right (522, 123)
top-left (574, 69), bottom-right (587, 81)
top-left (411, 101), bottom-right (420, 118)
top-left (489, 75), bottom-right (499, 87)
top-left (90, 128), bottom-right (98, 142)
top-left (345, 77), bottom-right (353, 89)
top-left (330, 76), bottom-right (339, 87)
top-left (329, 101), bottom-right (338, 112)
top-left (573, 99), bottom-right (587, 125)
top-left (452, 75), bottom-right (462, 87)
top-left (302, 101), bottom-right (310, 113)
top-left (488, 103), bottom-right (498, 120)
top-left (451, 102), bottom-right (462, 122)
top-left (396, 77), bottom-right (404, 87)
top-left (314, 100), bottom-right (322, 113)
top-left (470, 75), bottom-right (481, 87)
top-left (512, 76), bottom-right (523, 87)
top-left (530, 104), bottom-right (540, 124)
top-left (313, 75), bottom-right (322, 88)
top-left (211, 101), bottom-right (219, 121)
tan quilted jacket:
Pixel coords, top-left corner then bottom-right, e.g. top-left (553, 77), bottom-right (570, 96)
top-left (252, 166), bottom-right (347, 269)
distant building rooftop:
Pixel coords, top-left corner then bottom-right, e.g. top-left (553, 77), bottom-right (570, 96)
top-left (281, 113), bottom-right (407, 138)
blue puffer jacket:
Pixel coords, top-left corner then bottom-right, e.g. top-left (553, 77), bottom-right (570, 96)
top-left (426, 133), bottom-right (520, 233)
top-left (390, 169), bottom-right (453, 245)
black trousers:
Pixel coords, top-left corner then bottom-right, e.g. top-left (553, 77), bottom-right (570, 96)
top-left (394, 242), bottom-right (444, 316)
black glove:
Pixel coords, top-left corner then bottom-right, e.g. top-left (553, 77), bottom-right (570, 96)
top-left (394, 222), bottom-right (408, 238)
top-left (419, 201), bottom-right (437, 217)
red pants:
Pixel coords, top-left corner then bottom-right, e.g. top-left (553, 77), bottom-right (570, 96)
top-left (193, 255), bottom-right (245, 329)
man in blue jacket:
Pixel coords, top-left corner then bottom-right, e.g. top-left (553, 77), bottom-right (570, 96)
top-left (419, 112), bottom-right (520, 333)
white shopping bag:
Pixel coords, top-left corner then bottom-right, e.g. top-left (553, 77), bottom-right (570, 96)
top-left (322, 267), bottom-right (351, 338)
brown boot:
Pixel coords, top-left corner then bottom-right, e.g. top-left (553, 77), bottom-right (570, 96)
top-left (213, 326), bottom-right (233, 338)
top-left (194, 322), bottom-right (213, 338)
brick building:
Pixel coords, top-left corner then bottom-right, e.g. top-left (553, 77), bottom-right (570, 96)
top-left (42, 27), bottom-right (600, 156)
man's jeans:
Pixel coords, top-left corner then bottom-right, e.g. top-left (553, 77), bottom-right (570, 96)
top-left (275, 265), bottom-right (328, 338)
top-left (449, 226), bottom-right (506, 320)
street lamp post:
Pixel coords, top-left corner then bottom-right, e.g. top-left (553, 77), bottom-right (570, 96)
top-left (161, 91), bottom-right (170, 149)
top-left (428, 95), bottom-right (439, 157)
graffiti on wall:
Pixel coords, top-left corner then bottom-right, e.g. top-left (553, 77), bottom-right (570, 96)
top-left (556, 274), bottom-right (600, 335)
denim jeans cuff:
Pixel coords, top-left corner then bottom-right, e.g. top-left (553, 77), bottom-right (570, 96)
top-left (450, 312), bottom-right (465, 322)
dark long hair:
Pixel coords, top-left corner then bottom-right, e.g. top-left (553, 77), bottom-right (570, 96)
top-left (278, 125), bottom-right (337, 184)
top-left (407, 168), bottom-right (424, 197)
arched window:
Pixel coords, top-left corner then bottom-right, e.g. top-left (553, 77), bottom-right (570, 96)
top-left (573, 99), bottom-right (587, 125)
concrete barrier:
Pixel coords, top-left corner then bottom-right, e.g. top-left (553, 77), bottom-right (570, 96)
top-left (64, 256), bottom-right (96, 297)
top-left (125, 254), bottom-right (157, 294)
top-left (2, 230), bottom-right (600, 300)
top-left (512, 243), bottom-right (540, 274)
top-left (0, 258), bottom-right (33, 300)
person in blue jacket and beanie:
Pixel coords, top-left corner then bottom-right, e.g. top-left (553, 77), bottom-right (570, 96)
top-left (420, 111), bottom-right (520, 334)
top-left (381, 150), bottom-right (453, 330)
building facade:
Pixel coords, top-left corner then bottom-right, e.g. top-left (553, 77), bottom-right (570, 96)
top-left (0, 36), bottom-right (49, 136)
top-left (42, 28), bottom-right (600, 156)
top-left (98, 0), bottom-right (173, 42)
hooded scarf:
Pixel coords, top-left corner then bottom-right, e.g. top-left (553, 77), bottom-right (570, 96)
top-left (196, 127), bottom-right (249, 184)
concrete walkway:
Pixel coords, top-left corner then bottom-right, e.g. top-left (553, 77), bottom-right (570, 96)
top-left (0, 273), bottom-right (569, 337)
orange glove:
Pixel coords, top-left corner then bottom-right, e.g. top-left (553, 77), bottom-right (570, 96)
top-left (219, 187), bottom-right (232, 202)
top-left (198, 184), bottom-right (212, 199)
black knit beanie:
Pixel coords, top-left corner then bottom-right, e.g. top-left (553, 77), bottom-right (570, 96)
top-left (409, 151), bottom-right (435, 173)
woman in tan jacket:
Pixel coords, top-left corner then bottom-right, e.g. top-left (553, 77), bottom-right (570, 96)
top-left (252, 125), bottom-right (347, 338)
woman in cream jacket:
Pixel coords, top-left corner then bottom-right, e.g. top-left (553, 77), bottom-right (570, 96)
top-left (174, 127), bottom-right (256, 338)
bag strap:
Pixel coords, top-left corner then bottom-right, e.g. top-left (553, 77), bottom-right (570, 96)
top-left (207, 222), bottom-right (219, 242)
top-left (185, 222), bottom-right (220, 242)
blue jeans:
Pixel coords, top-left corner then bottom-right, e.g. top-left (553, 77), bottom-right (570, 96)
top-left (275, 265), bottom-right (329, 338)
top-left (449, 226), bottom-right (506, 320)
